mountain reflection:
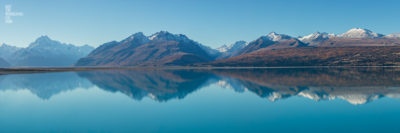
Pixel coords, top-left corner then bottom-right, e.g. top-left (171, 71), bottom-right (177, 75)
top-left (0, 68), bottom-right (400, 104)
top-left (0, 72), bottom-right (93, 99)
top-left (213, 68), bottom-right (400, 104)
top-left (77, 70), bottom-right (216, 101)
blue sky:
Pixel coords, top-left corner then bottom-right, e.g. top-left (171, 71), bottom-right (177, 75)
top-left (0, 0), bottom-right (399, 48)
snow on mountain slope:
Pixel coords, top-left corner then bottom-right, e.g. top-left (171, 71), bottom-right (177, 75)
top-left (299, 32), bottom-right (334, 43)
top-left (217, 41), bottom-right (247, 58)
top-left (338, 28), bottom-right (383, 39)
top-left (385, 33), bottom-right (400, 39)
top-left (217, 41), bottom-right (247, 53)
top-left (267, 32), bottom-right (293, 41)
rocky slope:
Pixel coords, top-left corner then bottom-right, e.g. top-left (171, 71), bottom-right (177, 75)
top-left (209, 28), bottom-right (400, 66)
top-left (75, 31), bottom-right (216, 66)
top-left (210, 46), bottom-right (400, 66)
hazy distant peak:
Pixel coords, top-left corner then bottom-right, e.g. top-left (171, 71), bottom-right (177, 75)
top-left (217, 44), bottom-right (229, 52)
top-left (34, 35), bottom-right (54, 43)
top-left (217, 41), bottom-right (247, 53)
top-left (28, 35), bottom-right (64, 49)
top-left (0, 43), bottom-right (20, 49)
top-left (37, 35), bottom-right (51, 40)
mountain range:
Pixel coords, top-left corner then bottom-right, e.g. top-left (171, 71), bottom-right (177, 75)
top-left (210, 28), bottom-right (400, 66)
top-left (75, 31), bottom-right (219, 66)
top-left (0, 36), bottom-right (94, 67)
top-left (75, 28), bottom-right (400, 67)
top-left (2, 28), bottom-right (400, 67)
top-left (2, 68), bottom-right (399, 105)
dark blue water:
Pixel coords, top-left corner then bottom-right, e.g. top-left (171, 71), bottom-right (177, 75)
top-left (0, 68), bottom-right (399, 133)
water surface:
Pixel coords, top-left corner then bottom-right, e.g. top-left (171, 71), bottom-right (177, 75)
top-left (0, 68), bottom-right (400, 132)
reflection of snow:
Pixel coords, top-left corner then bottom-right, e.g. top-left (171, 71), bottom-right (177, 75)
top-left (337, 94), bottom-right (380, 105)
top-left (297, 90), bottom-right (384, 105)
top-left (216, 78), bottom-right (246, 93)
top-left (268, 92), bottom-right (283, 102)
top-left (387, 94), bottom-right (400, 98)
top-left (298, 91), bottom-right (324, 101)
top-left (217, 80), bottom-right (232, 89)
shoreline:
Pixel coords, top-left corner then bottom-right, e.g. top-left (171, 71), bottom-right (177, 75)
top-left (0, 66), bottom-right (399, 75)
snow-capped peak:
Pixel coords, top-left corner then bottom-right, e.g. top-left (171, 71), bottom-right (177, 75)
top-left (28, 36), bottom-right (62, 49)
top-left (338, 28), bottom-right (383, 39)
top-left (267, 32), bottom-right (292, 41)
top-left (385, 33), bottom-right (400, 39)
top-left (217, 41), bottom-right (247, 53)
top-left (149, 31), bottom-right (189, 41)
top-left (122, 32), bottom-right (149, 43)
top-left (217, 45), bottom-right (229, 52)
top-left (299, 32), bottom-right (333, 41)
top-left (299, 32), bottom-right (335, 45)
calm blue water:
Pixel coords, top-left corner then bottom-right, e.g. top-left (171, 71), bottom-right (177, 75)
top-left (0, 68), bottom-right (399, 133)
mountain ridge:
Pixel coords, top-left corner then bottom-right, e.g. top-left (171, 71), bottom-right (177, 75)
top-left (4, 36), bottom-right (94, 67)
top-left (75, 31), bottom-right (216, 66)
top-left (2, 28), bottom-right (400, 67)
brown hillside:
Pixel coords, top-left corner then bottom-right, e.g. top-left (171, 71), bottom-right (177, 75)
top-left (210, 46), bottom-right (400, 66)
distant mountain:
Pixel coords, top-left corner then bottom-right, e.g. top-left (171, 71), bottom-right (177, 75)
top-left (337, 28), bottom-right (383, 39)
top-left (210, 46), bottom-right (400, 67)
top-left (217, 41), bottom-right (247, 58)
top-left (297, 29), bottom-right (400, 47)
top-left (237, 32), bottom-right (306, 55)
top-left (0, 43), bottom-right (21, 62)
top-left (2, 28), bottom-right (398, 67)
top-left (0, 57), bottom-right (10, 67)
top-left (10, 36), bottom-right (94, 67)
top-left (299, 32), bottom-right (334, 46)
top-left (76, 31), bottom-right (216, 66)
top-left (266, 32), bottom-right (293, 41)
top-left (385, 33), bottom-right (400, 39)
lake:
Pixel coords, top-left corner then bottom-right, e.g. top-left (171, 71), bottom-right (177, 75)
top-left (0, 67), bottom-right (400, 133)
